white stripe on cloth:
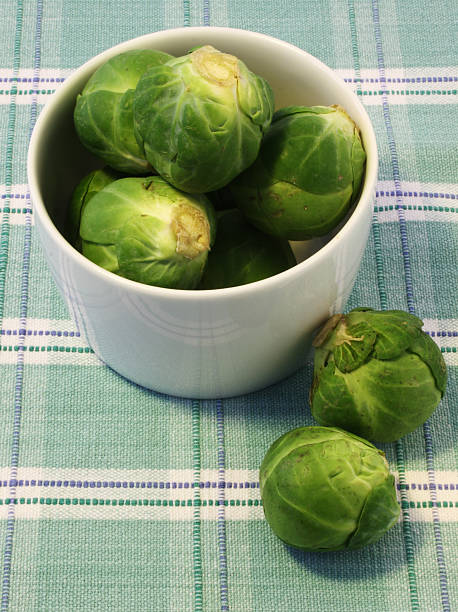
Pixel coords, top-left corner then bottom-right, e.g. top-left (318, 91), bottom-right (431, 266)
top-left (374, 180), bottom-right (457, 223)
top-left (0, 318), bottom-right (100, 366)
top-left (0, 468), bottom-right (456, 522)
top-left (0, 317), bottom-right (456, 365)
top-left (0, 69), bottom-right (72, 105)
top-left (0, 67), bottom-right (455, 105)
top-left (335, 67), bottom-right (458, 105)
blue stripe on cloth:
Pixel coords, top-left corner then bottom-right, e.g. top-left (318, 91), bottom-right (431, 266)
top-left (0, 478), bottom-right (455, 490)
top-left (0, 194), bottom-right (31, 200)
top-left (347, 0), bottom-right (419, 607)
top-left (371, 1), bottom-right (451, 611)
top-left (0, 77), bottom-right (65, 83)
top-left (1, 0), bottom-right (42, 609)
top-left (0, 73), bottom-right (456, 84)
top-left (0, 0), bottom-right (25, 608)
top-left (344, 76), bottom-right (458, 83)
top-left (0, 330), bottom-right (81, 337)
top-left (216, 400), bottom-right (229, 612)
top-left (203, 0), bottom-right (210, 25)
top-left (3, 189), bottom-right (458, 203)
top-left (1, 75), bottom-right (457, 84)
top-left (1, 327), bottom-right (450, 337)
top-left (370, 12), bottom-right (415, 311)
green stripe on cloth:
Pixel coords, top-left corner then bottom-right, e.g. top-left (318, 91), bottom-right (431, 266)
top-left (183, 0), bottom-right (191, 26)
top-left (192, 399), bottom-right (203, 611)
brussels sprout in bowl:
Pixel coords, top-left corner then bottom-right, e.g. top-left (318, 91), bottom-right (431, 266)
top-left (134, 45), bottom-right (274, 193)
top-left (227, 105), bottom-right (367, 240)
top-left (27, 27), bottom-right (377, 398)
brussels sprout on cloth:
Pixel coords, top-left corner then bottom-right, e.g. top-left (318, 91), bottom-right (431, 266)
top-left (310, 308), bottom-right (447, 442)
top-left (260, 426), bottom-right (400, 551)
top-left (228, 105), bottom-right (366, 240)
top-left (133, 45), bottom-right (274, 193)
top-left (66, 167), bottom-right (122, 250)
top-left (200, 208), bottom-right (296, 289)
top-left (74, 49), bottom-right (173, 174)
top-left (79, 176), bottom-right (216, 289)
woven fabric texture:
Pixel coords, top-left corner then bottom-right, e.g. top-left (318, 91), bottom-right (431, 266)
top-left (0, 1), bottom-right (456, 610)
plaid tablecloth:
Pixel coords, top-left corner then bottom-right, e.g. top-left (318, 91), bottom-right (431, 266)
top-left (0, 1), bottom-right (456, 610)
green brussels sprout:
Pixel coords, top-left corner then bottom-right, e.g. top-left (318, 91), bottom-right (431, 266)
top-left (310, 308), bottom-right (447, 442)
top-left (228, 105), bottom-right (366, 240)
top-left (74, 49), bottom-right (173, 174)
top-left (200, 208), bottom-right (296, 289)
top-left (133, 45), bottom-right (274, 193)
top-left (66, 167), bottom-right (122, 249)
top-left (260, 426), bottom-right (400, 551)
top-left (79, 176), bottom-right (216, 289)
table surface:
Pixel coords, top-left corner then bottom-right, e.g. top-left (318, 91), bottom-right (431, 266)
top-left (0, 1), bottom-right (456, 611)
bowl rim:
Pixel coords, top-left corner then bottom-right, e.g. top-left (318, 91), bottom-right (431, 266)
top-left (27, 26), bottom-right (378, 303)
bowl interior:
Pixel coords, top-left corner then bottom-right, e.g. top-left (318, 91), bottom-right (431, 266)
top-left (30, 27), bottom-right (376, 271)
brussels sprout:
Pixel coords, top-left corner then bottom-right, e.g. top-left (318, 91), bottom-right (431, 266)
top-left (133, 45), bottom-right (274, 193)
top-left (200, 208), bottom-right (296, 289)
top-left (260, 426), bottom-right (399, 551)
top-left (66, 167), bottom-right (121, 249)
top-left (228, 105), bottom-right (366, 240)
top-left (79, 176), bottom-right (216, 289)
top-left (310, 308), bottom-right (447, 442)
top-left (74, 49), bottom-right (173, 174)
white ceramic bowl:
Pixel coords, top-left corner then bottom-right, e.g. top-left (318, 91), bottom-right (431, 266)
top-left (28, 27), bottom-right (377, 399)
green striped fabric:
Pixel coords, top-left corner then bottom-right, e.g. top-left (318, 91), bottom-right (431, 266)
top-left (0, 1), bottom-right (457, 610)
